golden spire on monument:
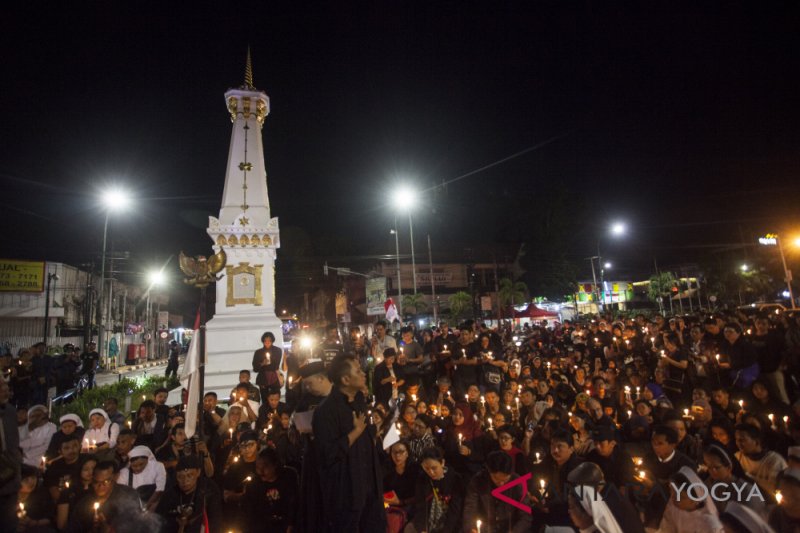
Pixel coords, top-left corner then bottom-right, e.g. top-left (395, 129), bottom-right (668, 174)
top-left (243, 46), bottom-right (255, 90)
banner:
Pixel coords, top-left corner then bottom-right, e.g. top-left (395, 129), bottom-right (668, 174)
top-left (0, 259), bottom-right (45, 292)
top-left (366, 277), bottom-right (387, 316)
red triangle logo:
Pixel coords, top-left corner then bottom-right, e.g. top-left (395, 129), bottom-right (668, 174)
top-left (491, 472), bottom-right (532, 514)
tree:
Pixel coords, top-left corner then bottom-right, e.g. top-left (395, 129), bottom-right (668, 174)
top-left (448, 291), bottom-right (473, 320)
top-left (648, 272), bottom-right (677, 313)
top-left (498, 277), bottom-right (528, 315)
top-left (402, 293), bottom-right (428, 316)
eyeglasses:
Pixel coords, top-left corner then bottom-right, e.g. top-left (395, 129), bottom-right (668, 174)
top-left (239, 441), bottom-right (257, 448)
top-left (92, 478), bottom-right (114, 487)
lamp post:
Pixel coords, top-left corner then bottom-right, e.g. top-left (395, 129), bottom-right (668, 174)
top-left (43, 271), bottom-right (59, 345)
top-left (97, 189), bottom-right (130, 368)
top-left (590, 221), bottom-right (627, 313)
top-left (146, 269), bottom-right (166, 360)
top-left (393, 187), bottom-right (418, 294)
top-left (758, 234), bottom-right (796, 309)
top-left (390, 226), bottom-right (402, 318)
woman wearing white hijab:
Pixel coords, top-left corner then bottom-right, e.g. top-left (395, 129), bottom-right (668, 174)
top-left (117, 445), bottom-right (166, 511)
top-left (83, 408), bottom-right (119, 449)
top-left (19, 404), bottom-right (56, 467)
top-left (658, 465), bottom-right (723, 533)
top-left (567, 485), bottom-right (624, 533)
top-left (720, 502), bottom-right (775, 533)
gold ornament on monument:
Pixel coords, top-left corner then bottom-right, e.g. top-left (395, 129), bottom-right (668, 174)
top-left (179, 249), bottom-right (227, 288)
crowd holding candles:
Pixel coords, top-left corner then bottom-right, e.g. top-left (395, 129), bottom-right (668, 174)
top-left (1, 307), bottom-right (800, 531)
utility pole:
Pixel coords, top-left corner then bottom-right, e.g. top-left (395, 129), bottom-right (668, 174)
top-left (428, 235), bottom-right (437, 324)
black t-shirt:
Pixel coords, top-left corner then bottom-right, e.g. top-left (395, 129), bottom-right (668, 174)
top-left (317, 342), bottom-right (344, 367)
top-left (44, 456), bottom-right (83, 490)
top-left (242, 467), bottom-right (299, 531)
top-left (223, 458), bottom-right (258, 492)
top-left (80, 351), bottom-right (100, 374)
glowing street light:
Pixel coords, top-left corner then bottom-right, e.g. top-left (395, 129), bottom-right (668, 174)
top-left (392, 186), bottom-right (418, 297)
top-left (758, 233), bottom-right (796, 309)
top-left (97, 187), bottom-right (131, 366)
top-left (610, 221), bottom-right (627, 236)
top-left (603, 262), bottom-right (612, 269)
top-left (740, 264), bottom-right (749, 272)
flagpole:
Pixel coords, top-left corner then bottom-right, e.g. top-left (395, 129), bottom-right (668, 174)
top-left (198, 285), bottom-right (207, 439)
top-left (179, 250), bottom-right (226, 441)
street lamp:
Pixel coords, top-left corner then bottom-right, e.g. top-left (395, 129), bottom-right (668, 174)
top-left (146, 269), bottom-right (165, 359)
top-left (740, 264), bottom-right (749, 272)
top-left (589, 221), bottom-right (627, 312)
top-left (390, 228), bottom-right (402, 317)
top-left (393, 186), bottom-right (418, 295)
top-left (97, 188), bottom-right (131, 367)
top-left (610, 222), bottom-right (627, 236)
top-left (758, 233), bottom-right (796, 309)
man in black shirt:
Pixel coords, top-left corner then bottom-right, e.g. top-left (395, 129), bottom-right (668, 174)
top-left (44, 434), bottom-right (83, 503)
top-left (66, 461), bottom-right (142, 533)
top-left (313, 356), bottom-right (385, 532)
top-left (80, 341), bottom-right (100, 390)
top-left (752, 314), bottom-right (789, 403)
top-left (316, 323), bottom-right (345, 368)
top-left (156, 455), bottom-right (223, 533)
top-left (243, 447), bottom-right (299, 533)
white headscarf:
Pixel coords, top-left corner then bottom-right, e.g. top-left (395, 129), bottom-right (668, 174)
top-left (571, 485), bottom-right (623, 533)
top-left (721, 502), bottom-right (775, 533)
top-left (27, 405), bottom-right (48, 418)
top-left (59, 414), bottom-right (83, 428)
top-left (120, 445), bottom-right (166, 491)
top-left (677, 465), bottom-right (720, 516)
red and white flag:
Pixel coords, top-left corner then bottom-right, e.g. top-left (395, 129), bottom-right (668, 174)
top-left (385, 298), bottom-right (400, 324)
top-left (181, 311), bottom-right (202, 438)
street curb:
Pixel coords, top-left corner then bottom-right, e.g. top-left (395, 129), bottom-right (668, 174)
top-left (110, 360), bottom-right (168, 374)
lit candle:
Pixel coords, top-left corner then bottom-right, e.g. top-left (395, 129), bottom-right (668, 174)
top-left (126, 420), bottom-right (132, 429)
top-left (683, 408), bottom-right (690, 418)
top-left (18, 502), bottom-right (25, 519)
top-left (411, 393), bottom-right (417, 402)
top-left (715, 354), bottom-right (720, 363)
top-left (244, 476), bottom-right (252, 483)
top-left (627, 410), bottom-right (632, 418)
top-left (514, 397), bottom-right (519, 409)
top-left (443, 344), bottom-right (447, 351)
top-left (535, 452), bottom-right (541, 463)
top-left (41, 455), bottom-right (47, 471)
top-left (476, 519), bottom-right (482, 533)
top-left (84, 438), bottom-right (90, 449)
top-left (784, 415), bottom-right (790, 425)
top-left (539, 478), bottom-right (546, 496)
top-left (229, 428), bottom-right (234, 439)
top-left (568, 411), bottom-right (573, 417)
top-left (288, 376), bottom-right (293, 386)
top-left (480, 395), bottom-right (485, 407)
top-left (93, 501), bottom-right (100, 518)
top-left (465, 394), bottom-right (469, 401)
top-left (776, 490), bottom-right (783, 505)
top-left (65, 481), bottom-right (70, 489)
top-left (487, 417), bottom-right (493, 429)
top-left (233, 455), bottom-right (239, 463)
top-left (639, 470), bottom-right (646, 480)
top-left (142, 395), bottom-right (146, 401)
top-left (635, 386), bottom-right (640, 399)
top-left (458, 433), bottom-right (463, 446)
top-left (632, 456), bottom-right (643, 466)
top-left (738, 399), bottom-right (744, 410)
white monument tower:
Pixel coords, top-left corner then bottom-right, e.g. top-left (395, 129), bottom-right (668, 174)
top-left (204, 51), bottom-right (284, 395)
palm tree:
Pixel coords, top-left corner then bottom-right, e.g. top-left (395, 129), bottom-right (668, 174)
top-left (498, 278), bottom-right (528, 309)
top-left (448, 291), bottom-right (473, 320)
top-left (402, 293), bottom-right (428, 317)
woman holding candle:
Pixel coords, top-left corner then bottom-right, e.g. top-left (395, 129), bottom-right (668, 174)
top-left (55, 455), bottom-right (97, 530)
top-left (410, 447), bottom-right (464, 533)
top-left (83, 408), bottom-right (119, 451)
top-left (383, 440), bottom-right (420, 532)
top-left (445, 403), bottom-right (485, 475)
top-left (16, 464), bottom-right (55, 531)
top-left (701, 444), bottom-right (763, 516)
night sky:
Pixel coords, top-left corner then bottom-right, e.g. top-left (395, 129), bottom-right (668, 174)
top-left (3, 3), bottom-right (800, 313)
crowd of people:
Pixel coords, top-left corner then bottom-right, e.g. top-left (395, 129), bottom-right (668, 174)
top-left (2, 308), bottom-right (800, 532)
